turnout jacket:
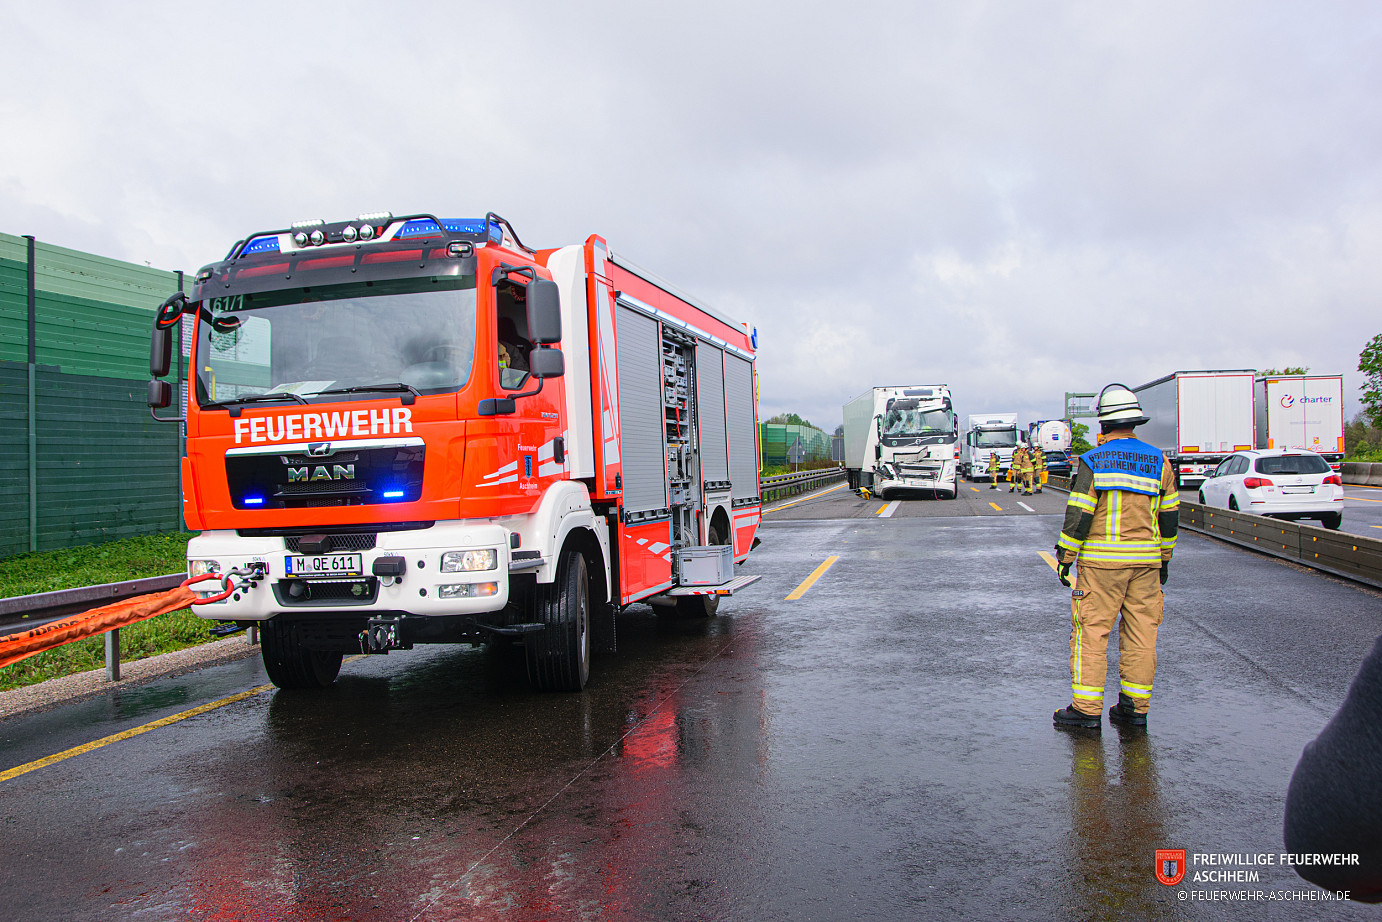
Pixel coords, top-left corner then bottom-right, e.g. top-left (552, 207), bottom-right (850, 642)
top-left (1056, 436), bottom-right (1178, 568)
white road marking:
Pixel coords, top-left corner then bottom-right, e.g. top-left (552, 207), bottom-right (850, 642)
top-left (877, 501), bottom-right (900, 518)
top-left (1018, 502), bottom-right (1035, 512)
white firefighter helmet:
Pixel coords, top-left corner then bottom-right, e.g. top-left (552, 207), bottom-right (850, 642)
top-left (1096, 383), bottom-right (1149, 427)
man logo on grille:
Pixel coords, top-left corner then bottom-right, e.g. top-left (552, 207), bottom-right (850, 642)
top-left (1154, 849), bottom-right (1186, 885)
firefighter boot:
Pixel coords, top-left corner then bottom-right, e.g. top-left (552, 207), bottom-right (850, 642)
top-left (1053, 705), bottom-right (1101, 731)
top-left (1109, 693), bottom-right (1147, 728)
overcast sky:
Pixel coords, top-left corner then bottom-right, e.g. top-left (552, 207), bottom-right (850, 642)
top-left (3, 1), bottom-right (1379, 431)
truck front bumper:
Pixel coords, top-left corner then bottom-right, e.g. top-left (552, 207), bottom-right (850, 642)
top-left (185, 524), bottom-right (513, 621)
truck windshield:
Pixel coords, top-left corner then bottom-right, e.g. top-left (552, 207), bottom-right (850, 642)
top-left (975, 429), bottom-right (1017, 448)
top-left (194, 276), bottom-right (477, 407)
top-left (883, 407), bottom-right (954, 438)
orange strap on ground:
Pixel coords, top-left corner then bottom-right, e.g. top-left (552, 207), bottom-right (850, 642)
top-left (0, 586), bottom-right (198, 670)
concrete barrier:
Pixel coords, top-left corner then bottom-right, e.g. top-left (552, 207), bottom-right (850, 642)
top-left (1342, 461), bottom-right (1369, 485)
top-left (1368, 463), bottom-right (1382, 487)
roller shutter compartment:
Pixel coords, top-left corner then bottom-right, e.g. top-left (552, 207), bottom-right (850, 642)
top-left (724, 353), bottom-right (758, 501)
top-left (695, 342), bottom-right (728, 484)
top-left (615, 306), bottom-right (668, 515)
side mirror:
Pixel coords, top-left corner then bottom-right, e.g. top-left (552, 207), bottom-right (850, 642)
top-left (148, 379), bottom-right (173, 409)
top-left (527, 279), bottom-right (561, 344)
top-left (528, 346), bottom-right (564, 379)
top-left (151, 327), bottom-right (174, 378)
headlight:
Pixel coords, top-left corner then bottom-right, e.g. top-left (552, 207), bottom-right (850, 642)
top-left (441, 549), bottom-right (497, 572)
top-left (188, 559), bottom-right (220, 577)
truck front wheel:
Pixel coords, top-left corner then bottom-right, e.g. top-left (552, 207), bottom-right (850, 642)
top-left (260, 619), bottom-right (343, 690)
top-left (526, 549), bottom-right (591, 692)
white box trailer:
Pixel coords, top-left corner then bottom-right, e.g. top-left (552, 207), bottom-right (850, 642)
top-left (1255, 375), bottom-right (1345, 466)
top-left (842, 385), bottom-right (959, 498)
top-left (960, 412), bottom-right (1019, 480)
top-left (1134, 371), bottom-right (1256, 486)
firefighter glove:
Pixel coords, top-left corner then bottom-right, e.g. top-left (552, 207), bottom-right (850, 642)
top-left (1057, 561), bottom-right (1073, 588)
top-left (1160, 561), bottom-right (1169, 585)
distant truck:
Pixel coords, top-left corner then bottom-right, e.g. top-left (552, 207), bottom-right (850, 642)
top-left (1026, 419), bottom-right (1072, 454)
top-left (961, 413), bottom-right (1020, 481)
top-left (843, 385), bottom-right (959, 498)
top-left (1255, 374), bottom-right (1345, 468)
top-left (1134, 370), bottom-right (1256, 486)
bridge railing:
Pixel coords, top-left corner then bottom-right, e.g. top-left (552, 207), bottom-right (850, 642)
top-left (758, 467), bottom-right (847, 502)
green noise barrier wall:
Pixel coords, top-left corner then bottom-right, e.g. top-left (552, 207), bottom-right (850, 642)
top-left (0, 232), bottom-right (186, 557)
top-left (760, 423), bottom-right (832, 468)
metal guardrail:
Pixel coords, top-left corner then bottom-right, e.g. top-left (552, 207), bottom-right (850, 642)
top-left (1, 573), bottom-right (194, 681)
top-left (1180, 502), bottom-right (1382, 591)
top-left (0, 573), bottom-right (186, 635)
top-left (1044, 474), bottom-right (1382, 591)
top-left (759, 467), bottom-right (847, 502)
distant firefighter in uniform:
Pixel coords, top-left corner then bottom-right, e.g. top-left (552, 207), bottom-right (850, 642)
top-left (1053, 384), bottom-right (1178, 731)
top-left (1009, 444), bottom-right (1027, 493)
top-left (1031, 444), bottom-right (1046, 494)
top-left (987, 451), bottom-right (1000, 489)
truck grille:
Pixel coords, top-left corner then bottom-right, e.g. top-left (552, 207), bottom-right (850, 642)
top-left (225, 440), bottom-right (424, 510)
top-left (285, 533), bottom-right (378, 553)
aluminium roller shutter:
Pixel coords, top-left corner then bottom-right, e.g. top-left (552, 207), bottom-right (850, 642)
top-left (615, 305), bottom-right (668, 515)
top-left (695, 342), bottom-right (728, 484)
top-left (724, 353), bottom-right (757, 501)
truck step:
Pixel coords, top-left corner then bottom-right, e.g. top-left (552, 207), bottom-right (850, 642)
top-left (665, 574), bottom-right (762, 597)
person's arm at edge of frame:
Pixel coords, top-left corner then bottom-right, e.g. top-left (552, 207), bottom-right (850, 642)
top-left (1283, 635), bottom-right (1382, 902)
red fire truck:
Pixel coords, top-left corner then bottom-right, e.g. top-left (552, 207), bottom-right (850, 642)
top-left (148, 213), bottom-right (762, 692)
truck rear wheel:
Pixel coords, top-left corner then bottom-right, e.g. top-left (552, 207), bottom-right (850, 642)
top-left (260, 620), bottom-right (343, 690)
top-left (525, 549), bottom-right (591, 692)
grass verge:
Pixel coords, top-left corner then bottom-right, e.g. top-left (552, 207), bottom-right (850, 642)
top-left (0, 533), bottom-right (211, 692)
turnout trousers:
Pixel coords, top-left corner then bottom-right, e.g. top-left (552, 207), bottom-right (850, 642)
top-left (1069, 564), bottom-right (1162, 716)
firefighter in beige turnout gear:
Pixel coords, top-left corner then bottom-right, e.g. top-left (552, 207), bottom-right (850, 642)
top-left (987, 450), bottom-right (1000, 488)
top-left (1053, 384), bottom-right (1178, 731)
top-left (1031, 445), bottom-right (1045, 494)
top-left (1009, 444), bottom-right (1030, 494)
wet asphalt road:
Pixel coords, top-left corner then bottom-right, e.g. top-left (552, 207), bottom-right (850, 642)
top-left (3, 486), bottom-right (1381, 920)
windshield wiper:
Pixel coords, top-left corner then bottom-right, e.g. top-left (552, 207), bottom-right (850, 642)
top-left (313, 383), bottom-right (421, 404)
top-left (207, 392), bottom-right (310, 410)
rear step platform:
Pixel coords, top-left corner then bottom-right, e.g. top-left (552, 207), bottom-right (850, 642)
top-left (664, 574), bottom-right (762, 596)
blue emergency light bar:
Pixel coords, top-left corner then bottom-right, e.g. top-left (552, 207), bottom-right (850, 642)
top-left (241, 236), bottom-right (281, 255)
top-left (397, 218), bottom-right (501, 240)
top-left (243, 496), bottom-right (265, 505)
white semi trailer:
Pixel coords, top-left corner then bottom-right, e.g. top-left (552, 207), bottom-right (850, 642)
top-left (1254, 374), bottom-right (1345, 468)
top-left (961, 413), bottom-right (1020, 481)
top-left (1134, 370), bottom-right (1256, 486)
top-left (843, 385), bottom-right (959, 499)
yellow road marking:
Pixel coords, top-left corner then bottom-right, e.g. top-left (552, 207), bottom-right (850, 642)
top-left (1345, 494), bottom-right (1382, 504)
top-left (786, 555), bottom-right (840, 600)
top-left (1371, 525), bottom-right (1382, 529)
top-left (1, 654), bottom-right (369, 783)
top-left (763, 482), bottom-right (847, 514)
top-left (970, 487), bottom-right (980, 493)
top-left (1039, 551), bottom-right (1059, 572)
top-left (989, 502), bottom-right (1003, 512)
top-left (1, 684), bottom-right (273, 783)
